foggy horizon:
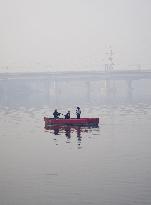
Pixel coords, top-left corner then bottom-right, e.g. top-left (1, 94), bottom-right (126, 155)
top-left (1, 0), bottom-right (151, 72)
top-left (1, 1), bottom-right (151, 203)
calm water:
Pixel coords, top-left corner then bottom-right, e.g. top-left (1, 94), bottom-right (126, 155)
top-left (0, 76), bottom-right (151, 205)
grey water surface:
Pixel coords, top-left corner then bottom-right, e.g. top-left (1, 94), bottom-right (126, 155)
top-left (0, 75), bottom-right (151, 205)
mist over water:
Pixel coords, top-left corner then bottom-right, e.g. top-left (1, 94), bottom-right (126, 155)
top-left (1, 0), bottom-right (151, 203)
top-left (0, 74), bottom-right (151, 205)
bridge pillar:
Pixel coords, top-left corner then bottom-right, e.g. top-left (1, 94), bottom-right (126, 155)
top-left (1, 80), bottom-right (9, 106)
top-left (45, 78), bottom-right (51, 106)
top-left (104, 79), bottom-right (113, 96)
top-left (86, 81), bottom-right (90, 103)
top-left (126, 79), bottom-right (133, 102)
top-left (54, 80), bottom-right (61, 106)
top-left (105, 79), bottom-right (110, 90)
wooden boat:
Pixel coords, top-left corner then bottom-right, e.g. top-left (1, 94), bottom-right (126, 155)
top-left (44, 117), bottom-right (99, 127)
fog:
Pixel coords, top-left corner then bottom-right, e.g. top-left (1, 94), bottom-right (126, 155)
top-left (1, 74), bottom-right (151, 109)
top-left (1, 0), bottom-right (151, 72)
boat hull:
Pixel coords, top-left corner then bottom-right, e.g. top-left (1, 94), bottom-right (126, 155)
top-left (44, 117), bottom-right (99, 127)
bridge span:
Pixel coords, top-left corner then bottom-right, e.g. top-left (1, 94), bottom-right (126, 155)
top-left (0, 69), bottom-right (151, 107)
top-left (0, 69), bottom-right (151, 81)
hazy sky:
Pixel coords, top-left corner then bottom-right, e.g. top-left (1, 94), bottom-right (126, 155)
top-left (0, 0), bottom-right (151, 72)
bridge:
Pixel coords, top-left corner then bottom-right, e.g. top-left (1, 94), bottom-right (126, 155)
top-left (0, 69), bottom-right (151, 81)
top-left (0, 69), bottom-right (151, 107)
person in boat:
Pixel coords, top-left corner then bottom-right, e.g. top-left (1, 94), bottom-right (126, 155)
top-left (64, 111), bottom-right (70, 119)
top-left (53, 109), bottom-right (61, 119)
top-left (76, 107), bottom-right (81, 119)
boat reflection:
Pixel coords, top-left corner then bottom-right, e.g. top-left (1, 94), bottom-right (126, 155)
top-left (45, 125), bottom-right (99, 148)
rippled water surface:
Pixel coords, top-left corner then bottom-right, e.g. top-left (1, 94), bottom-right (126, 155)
top-left (0, 104), bottom-right (151, 205)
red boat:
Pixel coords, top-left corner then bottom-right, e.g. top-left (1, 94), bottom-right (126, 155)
top-left (44, 117), bottom-right (99, 128)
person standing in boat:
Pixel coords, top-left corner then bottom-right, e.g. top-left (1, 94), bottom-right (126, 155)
top-left (53, 109), bottom-right (61, 119)
top-left (64, 111), bottom-right (70, 119)
top-left (76, 107), bottom-right (81, 119)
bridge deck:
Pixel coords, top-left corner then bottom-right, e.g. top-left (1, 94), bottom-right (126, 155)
top-left (0, 70), bottom-right (151, 80)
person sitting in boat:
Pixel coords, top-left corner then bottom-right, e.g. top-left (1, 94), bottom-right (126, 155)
top-left (53, 109), bottom-right (61, 119)
top-left (64, 111), bottom-right (70, 119)
top-left (76, 107), bottom-right (81, 119)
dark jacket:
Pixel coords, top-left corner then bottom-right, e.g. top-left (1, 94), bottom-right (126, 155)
top-left (65, 112), bottom-right (70, 119)
top-left (53, 110), bottom-right (61, 119)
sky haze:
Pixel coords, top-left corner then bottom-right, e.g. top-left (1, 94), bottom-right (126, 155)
top-left (1, 0), bottom-right (151, 72)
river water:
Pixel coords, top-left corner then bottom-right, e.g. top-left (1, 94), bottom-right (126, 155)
top-left (0, 76), bottom-right (151, 205)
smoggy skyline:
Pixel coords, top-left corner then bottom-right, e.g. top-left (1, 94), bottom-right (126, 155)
top-left (1, 0), bottom-right (151, 72)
